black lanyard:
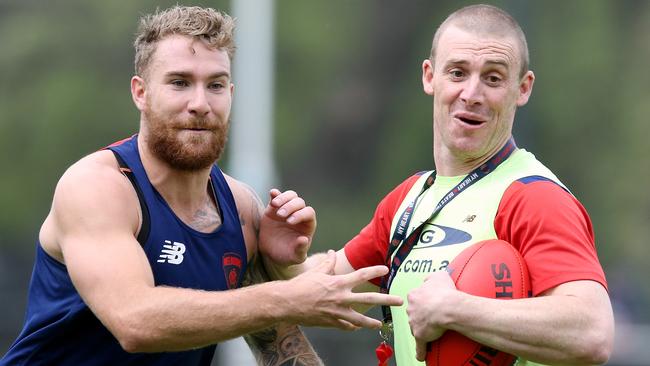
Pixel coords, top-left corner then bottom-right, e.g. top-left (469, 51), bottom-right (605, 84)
top-left (379, 139), bottom-right (517, 327)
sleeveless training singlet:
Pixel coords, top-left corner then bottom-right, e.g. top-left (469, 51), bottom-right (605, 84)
top-left (1, 135), bottom-right (247, 366)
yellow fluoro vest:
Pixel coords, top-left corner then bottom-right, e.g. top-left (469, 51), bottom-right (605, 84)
top-left (388, 149), bottom-right (564, 366)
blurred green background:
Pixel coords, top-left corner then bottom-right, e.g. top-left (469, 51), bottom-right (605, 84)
top-left (1, 0), bottom-right (648, 364)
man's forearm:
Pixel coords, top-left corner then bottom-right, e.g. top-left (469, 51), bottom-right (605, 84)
top-left (263, 252), bottom-right (328, 280)
top-left (107, 279), bottom-right (299, 353)
top-left (411, 280), bottom-right (613, 365)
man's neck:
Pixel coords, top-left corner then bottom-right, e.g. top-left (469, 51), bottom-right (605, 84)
top-left (137, 136), bottom-right (214, 211)
top-left (433, 141), bottom-right (516, 177)
top-left (434, 154), bottom-right (488, 177)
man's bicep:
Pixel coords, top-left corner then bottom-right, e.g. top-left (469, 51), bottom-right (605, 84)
top-left (53, 162), bottom-right (152, 328)
top-left (224, 175), bottom-right (263, 261)
top-left (541, 280), bottom-right (611, 310)
top-left (541, 280), bottom-right (614, 338)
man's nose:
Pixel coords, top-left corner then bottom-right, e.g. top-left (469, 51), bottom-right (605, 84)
top-left (188, 87), bottom-right (210, 116)
top-left (459, 75), bottom-right (484, 106)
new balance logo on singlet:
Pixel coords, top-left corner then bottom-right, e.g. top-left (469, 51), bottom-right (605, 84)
top-left (157, 240), bottom-right (186, 264)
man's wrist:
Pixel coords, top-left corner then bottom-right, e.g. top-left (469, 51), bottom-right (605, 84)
top-left (262, 255), bottom-right (299, 280)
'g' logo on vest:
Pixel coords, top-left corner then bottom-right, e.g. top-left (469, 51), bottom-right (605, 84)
top-left (415, 224), bottom-right (472, 249)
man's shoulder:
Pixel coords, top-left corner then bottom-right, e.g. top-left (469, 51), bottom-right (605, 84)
top-left (221, 173), bottom-right (261, 211)
top-left (503, 177), bottom-right (576, 208)
top-left (58, 150), bottom-right (124, 191)
top-left (497, 177), bottom-right (587, 235)
top-left (42, 150), bottom-right (140, 260)
top-left (53, 150), bottom-right (139, 221)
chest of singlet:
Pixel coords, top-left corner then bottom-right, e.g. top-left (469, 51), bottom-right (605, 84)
top-left (108, 135), bottom-right (248, 290)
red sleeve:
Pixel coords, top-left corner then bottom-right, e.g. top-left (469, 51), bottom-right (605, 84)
top-left (344, 173), bottom-right (423, 286)
top-left (495, 179), bottom-right (607, 296)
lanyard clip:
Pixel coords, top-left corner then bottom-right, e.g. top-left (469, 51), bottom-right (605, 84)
top-left (379, 321), bottom-right (393, 343)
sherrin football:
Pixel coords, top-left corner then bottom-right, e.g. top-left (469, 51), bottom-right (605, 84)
top-left (426, 239), bottom-right (531, 366)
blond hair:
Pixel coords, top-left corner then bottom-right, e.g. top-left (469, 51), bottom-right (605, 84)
top-left (430, 4), bottom-right (529, 77)
top-left (133, 5), bottom-right (236, 77)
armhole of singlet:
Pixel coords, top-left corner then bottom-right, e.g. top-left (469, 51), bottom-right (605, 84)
top-left (207, 175), bottom-right (223, 221)
top-left (110, 150), bottom-right (151, 246)
top-left (516, 175), bottom-right (571, 194)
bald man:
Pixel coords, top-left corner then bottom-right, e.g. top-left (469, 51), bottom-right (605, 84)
top-left (263, 4), bottom-right (614, 366)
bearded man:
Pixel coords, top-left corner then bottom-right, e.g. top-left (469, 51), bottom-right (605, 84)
top-left (1, 6), bottom-right (401, 366)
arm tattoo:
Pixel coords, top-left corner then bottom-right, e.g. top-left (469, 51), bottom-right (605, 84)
top-left (240, 183), bottom-right (264, 239)
top-left (243, 256), bottom-right (323, 366)
top-left (245, 325), bottom-right (323, 366)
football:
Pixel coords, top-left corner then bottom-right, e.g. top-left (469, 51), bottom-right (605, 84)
top-left (426, 239), bottom-right (531, 366)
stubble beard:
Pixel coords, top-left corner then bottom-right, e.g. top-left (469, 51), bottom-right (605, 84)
top-left (143, 107), bottom-right (229, 171)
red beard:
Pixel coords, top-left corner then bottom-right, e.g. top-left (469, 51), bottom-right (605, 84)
top-left (143, 107), bottom-right (229, 171)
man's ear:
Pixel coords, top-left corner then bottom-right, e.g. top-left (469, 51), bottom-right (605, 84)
top-left (422, 59), bottom-right (435, 96)
top-left (516, 70), bottom-right (535, 107)
top-left (131, 75), bottom-right (146, 111)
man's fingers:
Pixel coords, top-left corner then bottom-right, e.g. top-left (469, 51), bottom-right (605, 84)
top-left (347, 292), bottom-right (403, 307)
top-left (344, 265), bottom-right (389, 285)
top-left (332, 319), bottom-right (361, 331)
top-left (273, 197), bottom-right (306, 218)
top-left (286, 206), bottom-right (316, 225)
top-left (270, 189), bottom-right (298, 208)
top-left (415, 340), bottom-right (428, 362)
top-left (269, 188), bottom-right (282, 200)
top-left (335, 309), bottom-right (384, 329)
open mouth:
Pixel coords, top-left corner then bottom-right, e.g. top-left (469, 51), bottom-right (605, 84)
top-left (458, 117), bottom-right (484, 126)
top-left (454, 112), bottom-right (487, 126)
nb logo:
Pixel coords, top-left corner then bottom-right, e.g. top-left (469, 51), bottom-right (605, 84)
top-left (157, 240), bottom-right (186, 264)
top-left (463, 214), bottom-right (477, 223)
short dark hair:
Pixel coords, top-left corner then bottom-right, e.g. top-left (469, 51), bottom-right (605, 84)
top-left (430, 4), bottom-right (529, 77)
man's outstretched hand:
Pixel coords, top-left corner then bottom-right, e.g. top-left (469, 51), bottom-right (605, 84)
top-left (285, 250), bottom-right (403, 330)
